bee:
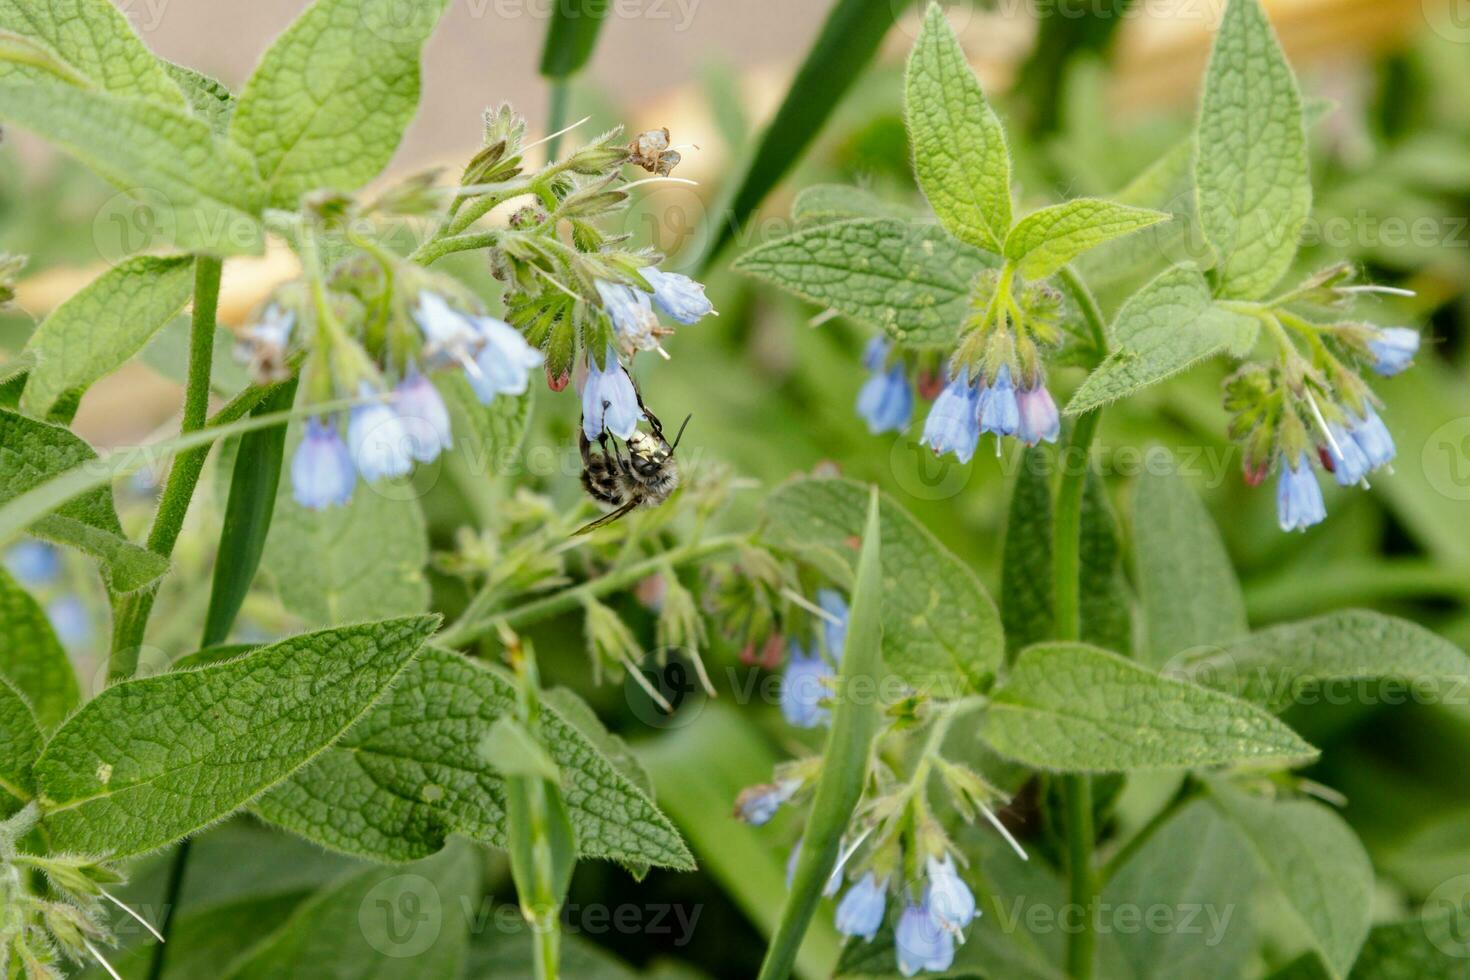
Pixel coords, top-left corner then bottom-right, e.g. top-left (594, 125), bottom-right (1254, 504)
top-left (576, 394), bottom-right (691, 536)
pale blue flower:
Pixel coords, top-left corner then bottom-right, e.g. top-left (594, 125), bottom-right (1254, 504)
top-left (862, 335), bottom-right (889, 371)
top-left (6, 540), bottom-right (60, 586)
top-left (393, 370), bottom-right (453, 463)
top-left (895, 899), bottom-right (954, 976)
top-left (921, 374), bottom-right (981, 464)
top-left (925, 854), bottom-right (977, 931)
top-left (857, 365), bottom-right (913, 434)
top-left (467, 314), bottom-right (543, 403)
top-left (781, 642), bottom-right (833, 728)
top-left (596, 279), bottom-right (660, 351)
top-left (582, 347), bottom-right (644, 440)
top-left (642, 266), bottom-right (715, 324)
top-left (349, 382), bottom-right (414, 483)
top-left (977, 364), bottom-right (1020, 440)
top-left (734, 779), bottom-right (799, 826)
top-left (1350, 404), bottom-right (1396, 469)
top-left (1277, 454), bottom-right (1326, 532)
top-left (1017, 384), bottom-right (1060, 446)
top-left (1325, 423), bottom-right (1370, 487)
top-left (413, 291), bottom-right (481, 368)
top-left (816, 588), bottom-right (848, 663)
top-left (291, 417), bottom-right (356, 510)
top-left (836, 873), bottom-right (888, 942)
top-left (1368, 327), bottom-right (1419, 376)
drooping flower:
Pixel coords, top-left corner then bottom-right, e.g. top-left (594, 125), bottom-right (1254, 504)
top-left (642, 266), bottom-right (715, 324)
top-left (291, 417), bottom-right (356, 510)
top-left (835, 873), bottom-right (888, 942)
top-left (1324, 422), bottom-right (1370, 487)
top-left (816, 588), bottom-right (849, 663)
top-left (413, 291), bottom-right (482, 368)
top-left (582, 347), bottom-right (644, 440)
top-left (1276, 454), bottom-right (1326, 532)
top-left (781, 642), bottom-right (834, 728)
top-left (857, 364), bottom-right (914, 435)
top-left (895, 899), bottom-right (955, 977)
top-left (734, 779), bottom-right (800, 826)
top-left (1016, 383), bottom-right (1060, 446)
top-left (925, 854), bottom-right (977, 932)
top-left (976, 364), bottom-right (1020, 442)
top-left (1349, 404), bottom-right (1396, 470)
top-left (467, 314), bottom-right (544, 404)
top-left (5, 540), bottom-right (60, 587)
top-left (596, 279), bottom-right (661, 352)
top-left (392, 369), bottom-right (453, 463)
top-left (920, 374), bottom-right (981, 464)
top-left (1368, 327), bottom-right (1420, 376)
top-left (349, 382), bottom-right (415, 483)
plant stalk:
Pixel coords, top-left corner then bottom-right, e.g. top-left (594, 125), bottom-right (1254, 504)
top-left (109, 255), bottom-right (223, 681)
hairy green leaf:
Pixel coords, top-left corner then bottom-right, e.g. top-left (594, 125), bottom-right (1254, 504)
top-left (1133, 464), bottom-right (1248, 668)
top-left (438, 373), bottom-right (532, 472)
top-left (229, 0), bottom-right (451, 209)
top-left (1098, 800), bottom-right (1260, 979)
top-left (1066, 264), bottom-right (1258, 415)
top-left (0, 81), bottom-right (265, 255)
top-left (905, 2), bottom-right (1011, 251)
top-left (254, 646), bottom-right (694, 871)
top-left (1210, 784), bottom-right (1372, 978)
top-left (1001, 449), bottom-right (1054, 657)
top-left (1004, 199), bottom-right (1167, 281)
top-left (0, 567), bottom-right (79, 732)
top-left (0, 676), bottom-right (40, 815)
top-left (0, 409), bottom-right (168, 592)
top-left (33, 616), bottom-right (436, 857)
top-left (1195, 0), bottom-right (1310, 299)
top-left (982, 642), bottom-right (1317, 772)
top-left (164, 62), bottom-right (236, 136)
top-left (223, 840), bottom-right (477, 979)
top-left (1179, 610), bottom-right (1470, 714)
top-left (790, 184), bottom-right (917, 225)
top-left (262, 425), bottom-right (429, 626)
top-left (735, 217), bottom-right (995, 349)
top-left (0, 0), bottom-right (184, 103)
top-left (20, 255), bottom-right (195, 417)
top-left (763, 477), bottom-right (1004, 695)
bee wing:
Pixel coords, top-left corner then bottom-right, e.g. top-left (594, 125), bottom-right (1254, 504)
top-left (573, 499), bottom-right (640, 537)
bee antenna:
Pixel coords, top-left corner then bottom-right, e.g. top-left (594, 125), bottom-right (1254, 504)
top-left (670, 414), bottom-right (692, 450)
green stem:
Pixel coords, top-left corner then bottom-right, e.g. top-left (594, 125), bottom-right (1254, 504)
top-left (1054, 408), bottom-right (1101, 980)
top-left (408, 230), bottom-right (502, 265)
top-left (534, 925), bottom-right (560, 980)
top-left (544, 80), bottom-right (570, 161)
top-left (144, 837), bottom-right (192, 980)
top-left (437, 533), bottom-right (745, 648)
top-left (108, 256), bottom-right (223, 680)
top-left (1058, 265), bottom-right (1108, 356)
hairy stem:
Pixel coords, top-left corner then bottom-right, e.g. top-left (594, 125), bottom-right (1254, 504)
top-left (1055, 408), bottom-right (1101, 980)
top-left (1058, 265), bottom-right (1107, 356)
top-left (109, 256), bottom-right (223, 680)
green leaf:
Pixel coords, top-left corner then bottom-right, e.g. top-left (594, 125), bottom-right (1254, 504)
top-left (763, 477), bottom-right (1004, 695)
top-left (539, 0), bottom-right (608, 78)
top-left (0, 0), bottom-right (185, 103)
top-left (262, 424), bottom-right (429, 627)
top-left (0, 676), bottom-right (41, 815)
top-left (699, 0), bottom-right (898, 267)
top-left (981, 642), bottom-right (1317, 772)
top-left (1098, 800), bottom-right (1260, 979)
top-left (438, 372), bottom-right (532, 470)
top-left (0, 566), bottom-right (79, 732)
top-left (164, 62), bottom-right (236, 136)
top-left (541, 686), bottom-right (653, 800)
top-left (760, 489), bottom-right (884, 980)
top-left (253, 646), bottom-right (694, 870)
top-left (1065, 264), bottom-right (1259, 415)
top-left (1346, 906), bottom-right (1470, 979)
top-left (1178, 610), bottom-right (1470, 714)
top-left (229, 0), bottom-right (450, 209)
top-left (223, 840), bottom-right (478, 979)
top-left (0, 409), bottom-right (168, 592)
top-left (905, 2), bottom-right (1012, 252)
top-left (33, 616), bottom-right (436, 857)
top-left (1004, 199), bottom-right (1168, 281)
top-left (1210, 784), bottom-right (1372, 978)
top-left (0, 81), bottom-right (266, 255)
top-left (790, 184), bottom-right (917, 225)
top-left (1001, 449), bottom-right (1054, 658)
top-left (1195, 0), bottom-right (1311, 299)
top-left (1079, 471), bottom-right (1133, 655)
top-left (203, 379), bottom-right (297, 647)
top-left (19, 255), bottom-right (195, 417)
top-left (734, 217), bottom-right (995, 349)
top-left (1132, 463), bottom-right (1248, 667)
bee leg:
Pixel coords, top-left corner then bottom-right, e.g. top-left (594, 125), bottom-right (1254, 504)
top-left (628, 376), bottom-right (664, 436)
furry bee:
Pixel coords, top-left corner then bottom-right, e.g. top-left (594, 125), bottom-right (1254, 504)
top-left (576, 397), bottom-right (690, 536)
